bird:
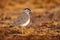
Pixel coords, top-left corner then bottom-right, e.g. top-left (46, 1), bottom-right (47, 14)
top-left (9, 8), bottom-right (31, 27)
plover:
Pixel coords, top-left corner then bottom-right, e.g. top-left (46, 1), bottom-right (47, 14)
top-left (9, 8), bottom-right (31, 27)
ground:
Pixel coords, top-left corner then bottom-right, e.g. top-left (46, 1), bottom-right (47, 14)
top-left (0, 0), bottom-right (60, 40)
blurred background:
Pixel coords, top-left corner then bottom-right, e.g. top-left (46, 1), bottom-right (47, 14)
top-left (0, 0), bottom-right (60, 40)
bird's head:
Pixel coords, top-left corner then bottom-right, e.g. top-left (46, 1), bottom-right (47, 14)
top-left (24, 8), bottom-right (31, 14)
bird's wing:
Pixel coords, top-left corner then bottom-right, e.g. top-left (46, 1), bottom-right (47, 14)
top-left (12, 13), bottom-right (30, 26)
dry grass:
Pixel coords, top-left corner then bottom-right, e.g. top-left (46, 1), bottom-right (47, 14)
top-left (0, 0), bottom-right (60, 40)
